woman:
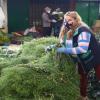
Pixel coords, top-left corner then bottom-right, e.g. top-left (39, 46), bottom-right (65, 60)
top-left (57, 11), bottom-right (100, 100)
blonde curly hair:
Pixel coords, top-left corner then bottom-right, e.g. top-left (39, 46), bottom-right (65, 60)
top-left (59, 11), bottom-right (89, 39)
top-left (64, 11), bottom-right (82, 25)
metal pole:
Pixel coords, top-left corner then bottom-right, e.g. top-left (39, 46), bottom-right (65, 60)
top-left (99, 2), bottom-right (100, 14)
top-left (0, 0), bottom-right (3, 7)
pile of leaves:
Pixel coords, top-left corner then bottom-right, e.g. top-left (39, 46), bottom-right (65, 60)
top-left (0, 37), bottom-right (79, 100)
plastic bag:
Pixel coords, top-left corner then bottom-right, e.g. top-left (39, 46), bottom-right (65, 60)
top-left (0, 7), bottom-right (5, 28)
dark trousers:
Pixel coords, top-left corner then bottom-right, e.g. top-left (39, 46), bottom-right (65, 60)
top-left (78, 63), bottom-right (100, 97)
top-left (52, 21), bottom-right (62, 37)
top-left (43, 27), bottom-right (52, 37)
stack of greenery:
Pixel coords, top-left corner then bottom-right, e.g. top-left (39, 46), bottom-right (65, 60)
top-left (0, 37), bottom-right (79, 100)
top-left (0, 30), bottom-right (9, 45)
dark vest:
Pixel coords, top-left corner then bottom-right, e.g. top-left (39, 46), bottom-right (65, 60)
top-left (73, 26), bottom-right (100, 73)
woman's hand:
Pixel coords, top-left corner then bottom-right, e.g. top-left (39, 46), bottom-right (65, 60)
top-left (57, 47), bottom-right (67, 54)
top-left (59, 38), bottom-right (64, 44)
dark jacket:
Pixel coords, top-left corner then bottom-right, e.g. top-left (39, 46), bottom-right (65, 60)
top-left (73, 26), bottom-right (100, 73)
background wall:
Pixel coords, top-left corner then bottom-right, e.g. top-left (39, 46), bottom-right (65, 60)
top-left (7, 0), bottom-right (30, 33)
top-left (7, 0), bottom-right (100, 33)
top-left (76, 0), bottom-right (99, 26)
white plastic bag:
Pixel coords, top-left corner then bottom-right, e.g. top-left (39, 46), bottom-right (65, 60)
top-left (0, 7), bottom-right (5, 28)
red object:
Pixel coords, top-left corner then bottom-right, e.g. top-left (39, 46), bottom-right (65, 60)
top-left (13, 31), bottom-right (24, 36)
top-left (17, 31), bottom-right (24, 35)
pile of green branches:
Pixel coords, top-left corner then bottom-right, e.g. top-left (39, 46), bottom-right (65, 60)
top-left (0, 30), bottom-right (9, 45)
top-left (0, 37), bottom-right (79, 100)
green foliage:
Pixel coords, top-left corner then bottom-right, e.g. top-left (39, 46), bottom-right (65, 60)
top-left (0, 37), bottom-right (79, 100)
top-left (0, 30), bottom-right (10, 44)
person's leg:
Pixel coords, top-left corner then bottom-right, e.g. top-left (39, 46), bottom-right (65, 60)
top-left (43, 27), bottom-right (47, 37)
top-left (43, 27), bottom-right (51, 36)
top-left (95, 65), bottom-right (100, 80)
top-left (47, 27), bottom-right (52, 36)
top-left (54, 23), bottom-right (59, 37)
top-left (78, 63), bottom-right (88, 100)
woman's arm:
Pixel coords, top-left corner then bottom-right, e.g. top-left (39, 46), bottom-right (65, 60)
top-left (57, 32), bottom-right (91, 54)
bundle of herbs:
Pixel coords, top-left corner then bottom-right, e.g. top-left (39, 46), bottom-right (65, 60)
top-left (0, 37), bottom-right (79, 100)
